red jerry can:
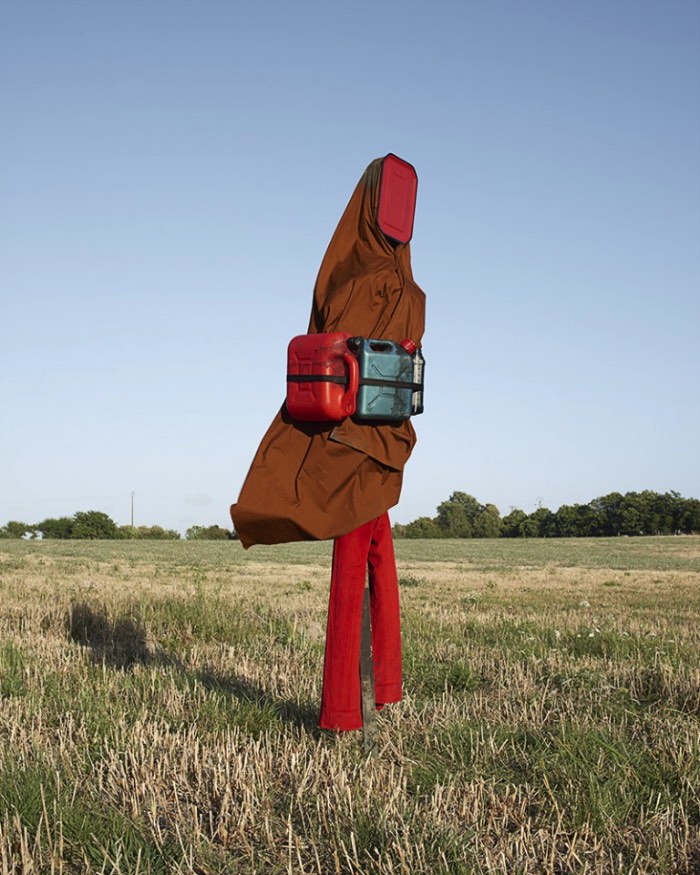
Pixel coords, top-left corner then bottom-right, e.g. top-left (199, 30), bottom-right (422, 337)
top-left (377, 153), bottom-right (418, 244)
top-left (286, 332), bottom-right (359, 422)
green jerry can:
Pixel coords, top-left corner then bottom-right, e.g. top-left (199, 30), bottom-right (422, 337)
top-left (350, 337), bottom-right (415, 422)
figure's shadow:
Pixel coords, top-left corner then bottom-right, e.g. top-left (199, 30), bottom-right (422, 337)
top-left (67, 601), bottom-right (321, 733)
top-left (197, 670), bottom-right (321, 733)
top-left (67, 601), bottom-right (180, 671)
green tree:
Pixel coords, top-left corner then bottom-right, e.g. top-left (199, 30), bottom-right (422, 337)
top-left (574, 504), bottom-right (601, 537)
top-left (71, 511), bottom-right (119, 539)
top-left (436, 492), bottom-right (481, 538)
top-left (626, 491), bottom-right (651, 535)
top-left (399, 489), bottom-right (700, 540)
top-left (138, 525), bottom-right (180, 540)
top-left (501, 509), bottom-right (527, 538)
top-left (660, 490), bottom-right (683, 534)
top-left (590, 492), bottom-right (624, 536)
top-left (436, 503), bottom-right (471, 537)
top-left (472, 503), bottom-right (502, 538)
top-left (519, 507), bottom-right (555, 538)
top-left (680, 498), bottom-right (700, 534)
top-left (534, 507), bottom-right (557, 537)
top-left (0, 521), bottom-right (34, 539)
top-left (36, 517), bottom-right (74, 539)
top-left (119, 525), bottom-right (180, 540)
top-left (403, 516), bottom-right (443, 539)
top-left (618, 493), bottom-right (644, 535)
top-left (186, 525), bottom-right (236, 540)
top-left (519, 514), bottom-right (540, 538)
top-left (635, 490), bottom-right (664, 535)
top-left (554, 504), bottom-right (579, 537)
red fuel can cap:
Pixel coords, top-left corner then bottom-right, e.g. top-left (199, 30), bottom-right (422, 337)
top-left (400, 338), bottom-right (417, 355)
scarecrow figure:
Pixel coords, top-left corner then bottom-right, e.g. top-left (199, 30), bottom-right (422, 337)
top-left (231, 155), bottom-right (425, 731)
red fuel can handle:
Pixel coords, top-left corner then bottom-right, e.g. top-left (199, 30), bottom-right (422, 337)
top-left (341, 351), bottom-right (359, 413)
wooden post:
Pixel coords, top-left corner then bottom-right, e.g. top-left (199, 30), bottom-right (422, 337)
top-left (360, 584), bottom-right (378, 754)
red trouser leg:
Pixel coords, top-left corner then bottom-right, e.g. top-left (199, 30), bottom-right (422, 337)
top-left (368, 511), bottom-right (403, 706)
top-left (319, 512), bottom-right (402, 731)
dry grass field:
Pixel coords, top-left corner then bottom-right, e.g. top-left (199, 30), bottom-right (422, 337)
top-left (0, 536), bottom-right (698, 874)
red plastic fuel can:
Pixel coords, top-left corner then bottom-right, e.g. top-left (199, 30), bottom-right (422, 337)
top-left (377, 154), bottom-right (418, 244)
top-left (286, 332), bottom-right (359, 422)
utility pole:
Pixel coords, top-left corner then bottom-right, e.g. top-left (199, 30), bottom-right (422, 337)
top-left (131, 492), bottom-right (135, 527)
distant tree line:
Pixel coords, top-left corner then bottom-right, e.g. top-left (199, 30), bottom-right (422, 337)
top-left (184, 525), bottom-right (237, 541)
top-left (0, 511), bottom-right (237, 541)
top-left (3, 492), bottom-right (698, 542)
top-left (392, 490), bottom-right (700, 539)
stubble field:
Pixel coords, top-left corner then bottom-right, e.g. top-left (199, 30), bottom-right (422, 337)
top-left (0, 536), bottom-right (699, 874)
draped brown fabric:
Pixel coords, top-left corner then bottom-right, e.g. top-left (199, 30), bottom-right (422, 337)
top-left (230, 158), bottom-right (426, 548)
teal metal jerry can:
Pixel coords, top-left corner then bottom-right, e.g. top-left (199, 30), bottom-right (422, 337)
top-left (351, 338), bottom-right (414, 422)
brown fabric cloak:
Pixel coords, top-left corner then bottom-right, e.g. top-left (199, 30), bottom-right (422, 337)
top-left (230, 158), bottom-right (426, 548)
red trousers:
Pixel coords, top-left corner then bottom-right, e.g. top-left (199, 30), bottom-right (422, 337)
top-left (319, 512), bottom-right (403, 731)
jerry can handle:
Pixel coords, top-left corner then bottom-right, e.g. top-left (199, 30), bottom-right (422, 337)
top-left (368, 340), bottom-right (393, 353)
top-left (342, 352), bottom-right (359, 416)
top-left (348, 336), bottom-right (393, 354)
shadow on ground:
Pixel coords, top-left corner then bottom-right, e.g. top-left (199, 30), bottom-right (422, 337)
top-left (67, 601), bottom-right (177, 670)
top-left (66, 600), bottom-right (321, 731)
top-left (197, 670), bottom-right (320, 733)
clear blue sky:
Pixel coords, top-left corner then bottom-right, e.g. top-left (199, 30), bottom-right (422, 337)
top-left (1, 0), bottom-right (699, 535)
